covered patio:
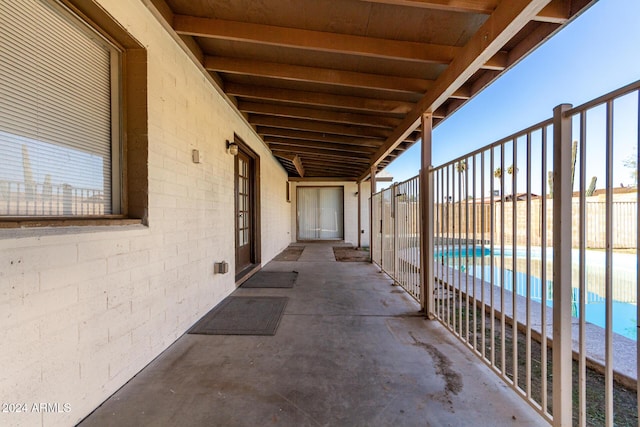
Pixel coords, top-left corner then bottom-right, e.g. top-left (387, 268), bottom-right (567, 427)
top-left (79, 243), bottom-right (545, 426)
top-left (2, 1), bottom-right (623, 427)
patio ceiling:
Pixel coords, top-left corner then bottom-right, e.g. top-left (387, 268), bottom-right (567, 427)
top-left (150, 0), bottom-right (593, 180)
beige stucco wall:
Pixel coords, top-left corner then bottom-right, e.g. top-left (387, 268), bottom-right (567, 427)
top-left (0, 1), bottom-right (291, 426)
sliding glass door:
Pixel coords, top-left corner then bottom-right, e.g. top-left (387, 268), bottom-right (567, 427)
top-left (297, 187), bottom-right (344, 240)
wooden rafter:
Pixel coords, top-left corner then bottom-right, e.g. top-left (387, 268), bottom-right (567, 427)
top-left (205, 57), bottom-right (432, 94)
top-left (147, 0), bottom-right (592, 181)
top-left (275, 153), bottom-right (305, 177)
top-left (257, 126), bottom-right (383, 148)
top-left (356, 0), bottom-right (568, 23)
top-left (296, 160), bottom-right (367, 172)
top-left (357, 0), bottom-right (496, 14)
top-left (250, 116), bottom-right (389, 139)
top-left (358, 0), bottom-right (554, 181)
top-left (174, 15), bottom-right (458, 64)
top-left (270, 145), bottom-right (370, 162)
top-left (238, 102), bottom-right (402, 129)
top-left (226, 83), bottom-right (414, 114)
top-left (264, 136), bottom-right (379, 153)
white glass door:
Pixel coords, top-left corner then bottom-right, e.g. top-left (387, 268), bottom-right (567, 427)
top-left (297, 187), bottom-right (344, 240)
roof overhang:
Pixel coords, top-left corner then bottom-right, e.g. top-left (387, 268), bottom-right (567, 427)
top-left (146, 0), bottom-right (595, 181)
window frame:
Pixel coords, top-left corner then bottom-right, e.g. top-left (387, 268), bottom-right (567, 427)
top-left (0, 0), bottom-right (148, 229)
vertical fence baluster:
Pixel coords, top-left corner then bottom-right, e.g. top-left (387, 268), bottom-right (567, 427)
top-left (604, 100), bottom-right (614, 427)
top-left (458, 160), bottom-right (462, 336)
top-left (578, 111), bottom-right (587, 427)
top-left (489, 149), bottom-right (496, 367)
top-left (541, 125), bottom-right (549, 417)
top-left (512, 138), bottom-right (518, 387)
top-left (525, 132), bottom-right (532, 399)
top-left (481, 152), bottom-right (486, 359)
top-left (636, 89), bottom-right (640, 424)
top-left (472, 155), bottom-right (478, 352)
top-left (500, 143), bottom-right (506, 376)
top-left (465, 157), bottom-right (470, 344)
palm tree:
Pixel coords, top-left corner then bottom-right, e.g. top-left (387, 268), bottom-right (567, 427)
top-left (456, 160), bottom-right (467, 200)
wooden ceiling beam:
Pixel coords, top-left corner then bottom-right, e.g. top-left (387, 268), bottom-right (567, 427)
top-left (356, 0), bottom-right (496, 14)
top-left (238, 102), bottom-right (402, 129)
top-left (356, 0), bottom-right (567, 23)
top-left (256, 126), bottom-right (383, 147)
top-left (483, 51), bottom-right (508, 70)
top-left (302, 169), bottom-right (362, 177)
top-left (358, 0), bottom-right (553, 181)
top-left (300, 162), bottom-right (366, 172)
top-left (227, 83), bottom-right (414, 114)
top-left (205, 56), bottom-right (432, 94)
top-left (264, 136), bottom-right (379, 153)
top-left (270, 146), bottom-right (371, 162)
top-left (275, 153), bottom-right (305, 177)
top-left (535, 0), bottom-right (571, 23)
top-left (174, 14), bottom-right (458, 64)
top-left (296, 164), bottom-right (366, 175)
top-left (250, 115), bottom-right (389, 139)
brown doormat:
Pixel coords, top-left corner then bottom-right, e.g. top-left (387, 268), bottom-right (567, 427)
top-left (241, 271), bottom-right (297, 288)
top-left (333, 246), bottom-right (370, 262)
top-left (188, 296), bottom-right (288, 336)
top-left (273, 246), bottom-right (304, 261)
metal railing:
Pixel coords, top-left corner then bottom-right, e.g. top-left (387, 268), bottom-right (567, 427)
top-left (370, 80), bottom-right (640, 426)
top-left (371, 176), bottom-right (422, 301)
top-left (0, 180), bottom-right (106, 216)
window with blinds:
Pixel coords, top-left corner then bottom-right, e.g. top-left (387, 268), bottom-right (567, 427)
top-left (0, 0), bottom-right (120, 217)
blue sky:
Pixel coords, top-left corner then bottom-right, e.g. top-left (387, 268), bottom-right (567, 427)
top-left (382, 0), bottom-right (640, 188)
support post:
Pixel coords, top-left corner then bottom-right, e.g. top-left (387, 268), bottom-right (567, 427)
top-left (370, 166), bottom-right (377, 263)
top-left (392, 182), bottom-right (398, 283)
top-left (552, 103), bottom-right (573, 427)
top-left (357, 180), bottom-right (362, 249)
top-left (420, 113), bottom-right (434, 318)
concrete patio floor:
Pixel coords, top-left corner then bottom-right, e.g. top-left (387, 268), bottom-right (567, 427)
top-left (79, 243), bottom-right (547, 427)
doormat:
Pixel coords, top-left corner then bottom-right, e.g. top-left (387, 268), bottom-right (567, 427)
top-left (333, 246), bottom-right (370, 262)
top-left (273, 246), bottom-right (305, 261)
top-left (188, 296), bottom-right (288, 336)
top-left (241, 271), bottom-right (298, 288)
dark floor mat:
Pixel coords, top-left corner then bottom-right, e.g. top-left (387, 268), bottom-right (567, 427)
top-left (333, 246), bottom-right (370, 262)
top-left (241, 271), bottom-right (298, 288)
top-left (188, 296), bottom-right (288, 336)
top-left (273, 246), bottom-right (305, 261)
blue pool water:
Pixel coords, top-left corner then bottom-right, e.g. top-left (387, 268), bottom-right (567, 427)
top-left (435, 247), bottom-right (491, 258)
top-left (438, 251), bottom-right (637, 341)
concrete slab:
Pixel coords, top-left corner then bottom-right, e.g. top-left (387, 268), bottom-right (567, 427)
top-left (79, 244), bottom-right (547, 427)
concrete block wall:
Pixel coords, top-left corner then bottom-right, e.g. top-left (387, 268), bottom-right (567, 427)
top-left (0, 1), bottom-right (290, 426)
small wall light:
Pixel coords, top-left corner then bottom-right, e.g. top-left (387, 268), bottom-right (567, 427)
top-left (227, 141), bottom-right (239, 156)
top-left (214, 261), bottom-right (229, 274)
top-left (192, 149), bottom-right (201, 164)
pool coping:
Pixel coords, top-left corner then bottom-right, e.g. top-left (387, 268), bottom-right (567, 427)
top-left (433, 264), bottom-right (637, 389)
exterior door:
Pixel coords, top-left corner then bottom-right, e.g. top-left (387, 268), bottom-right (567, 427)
top-left (235, 150), bottom-right (252, 274)
top-left (297, 187), bottom-right (344, 240)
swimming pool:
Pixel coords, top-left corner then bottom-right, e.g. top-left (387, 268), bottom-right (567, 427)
top-left (437, 246), bottom-right (638, 341)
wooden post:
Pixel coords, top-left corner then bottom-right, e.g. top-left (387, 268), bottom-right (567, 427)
top-left (552, 103), bottom-right (573, 427)
top-left (420, 113), bottom-right (434, 318)
top-left (370, 166), bottom-right (377, 262)
top-left (357, 180), bottom-right (362, 249)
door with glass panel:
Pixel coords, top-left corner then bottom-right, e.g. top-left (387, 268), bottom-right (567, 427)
top-left (235, 151), bottom-right (252, 273)
top-left (297, 187), bottom-right (344, 240)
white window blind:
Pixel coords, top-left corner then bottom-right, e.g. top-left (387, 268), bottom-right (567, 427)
top-left (297, 187), bottom-right (344, 240)
top-left (0, 0), bottom-right (120, 216)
